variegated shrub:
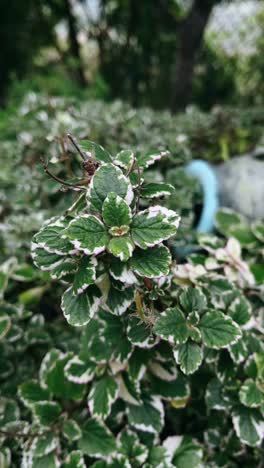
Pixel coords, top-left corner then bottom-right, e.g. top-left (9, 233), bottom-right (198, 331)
top-left (1, 138), bottom-right (263, 467)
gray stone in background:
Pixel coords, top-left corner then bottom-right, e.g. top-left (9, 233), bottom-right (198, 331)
top-left (215, 151), bottom-right (264, 221)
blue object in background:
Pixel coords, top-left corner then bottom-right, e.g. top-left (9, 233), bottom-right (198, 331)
top-left (185, 160), bottom-right (219, 233)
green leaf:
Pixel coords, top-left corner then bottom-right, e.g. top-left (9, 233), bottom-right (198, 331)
top-left (239, 379), bottom-right (263, 408)
top-left (108, 236), bottom-right (134, 261)
top-left (43, 352), bottom-right (86, 401)
top-left (100, 311), bottom-right (133, 363)
top-left (64, 357), bottom-right (96, 384)
top-left (163, 435), bottom-right (203, 468)
top-left (79, 140), bottom-right (112, 162)
top-left (215, 208), bottom-right (244, 236)
top-left (250, 263), bottom-right (264, 285)
top-left (28, 452), bottom-right (59, 468)
top-left (145, 446), bottom-right (171, 468)
top-left (154, 307), bottom-right (188, 345)
top-left (0, 313), bottom-right (11, 340)
top-left (228, 337), bottom-right (248, 364)
top-left (62, 420), bottom-right (82, 441)
top-left (199, 310), bottom-right (242, 349)
top-left (102, 192), bottom-right (132, 227)
top-left (205, 378), bottom-right (228, 411)
top-left (131, 207), bottom-right (179, 249)
top-left (174, 342), bottom-right (203, 375)
top-left (32, 246), bottom-right (64, 271)
top-left (232, 406), bottom-right (264, 447)
top-left (179, 286), bottom-right (206, 313)
top-left (127, 396), bottom-right (164, 434)
top-left (63, 450), bottom-right (85, 468)
top-left (150, 375), bottom-right (190, 405)
top-left (78, 418), bottom-right (116, 458)
top-left (115, 149), bottom-right (134, 170)
top-left (65, 215), bottom-right (109, 255)
top-left (230, 226), bottom-right (257, 247)
top-left (137, 150), bottom-right (169, 168)
top-left (33, 218), bottom-right (73, 255)
top-left (127, 317), bottom-right (158, 348)
top-left (118, 429), bottom-right (147, 466)
top-left (33, 432), bottom-right (58, 458)
top-left (131, 245), bottom-right (171, 278)
top-left (252, 221), bottom-right (264, 242)
top-left (33, 401), bottom-right (61, 426)
top-left (19, 380), bottom-right (50, 408)
top-left (228, 296), bottom-right (251, 326)
top-left (109, 258), bottom-right (137, 285)
top-left (73, 256), bottom-right (97, 295)
top-left (50, 259), bottom-right (77, 280)
top-left (141, 182), bottom-right (175, 199)
top-left (104, 284), bottom-right (135, 316)
top-left (61, 285), bottom-right (101, 327)
top-left (87, 164), bottom-right (133, 212)
top-left (88, 376), bottom-right (119, 419)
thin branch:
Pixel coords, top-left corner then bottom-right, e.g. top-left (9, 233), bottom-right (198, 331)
top-left (41, 158), bottom-right (86, 191)
top-left (67, 133), bottom-right (87, 161)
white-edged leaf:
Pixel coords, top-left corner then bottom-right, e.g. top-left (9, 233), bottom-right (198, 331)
top-left (239, 379), bottom-right (263, 408)
top-left (41, 352), bottom-right (86, 401)
top-left (88, 376), bottom-right (119, 419)
top-left (131, 245), bottom-right (171, 278)
top-left (73, 256), bottom-right (97, 294)
top-left (127, 317), bottom-right (158, 348)
top-left (108, 236), bottom-right (134, 261)
top-left (87, 163), bottom-right (133, 212)
top-left (31, 245), bottom-right (64, 271)
top-left (228, 296), bottom-right (252, 326)
top-left (131, 207), bottom-right (179, 249)
top-left (174, 342), bottom-right (203, 375)
top-left (163, 435), bottom-right (203, 468)
top-left (179, 286), bottom-right (207, 313)
top-left (141, 182), bottom-right (175, 199)
top-left (104, 284), bottom-right (135, 316)
top-left (127, 395), bottom-right (164, 434)
top-left (205, 378), bottom-right (228, 411)
top-left (64, 357), bottom-right (96, 384)
top-left (100, 311), bottom-right (133, 363)
top-left (199, 310), bottom-right (242, 349)
top-left (33, 218), bottom-right (73, 255)
top-left (115, 149), bottom-right (135, 170)
top-left (150, 374), bottom-right (190, 406)
top-left (63, 450), bottom-right (85, 468)
top-left (19, 380), bottom-right (50, 408)
top-left (62, 421), bottom-right (82, 442)
top-left (232, 406), bottom-right (264, 447)
top-left (65, 214), bottom-right (109, 255)
top-left (117, 428), bottom-right (148, 466)
top-left (154, 307), bottom-right (188, 345)
top-left (61, 285), bottom-right (101, 326)
top-left (50, 259), bottom-right (77, 280)
top-left (79, 140), bottom-right (112, 162)
top-left (137, 150), bottom-right (169, 168)
top-left (109, 258), bottom-right (137, 285)
top-left (33, 401), bottom-right (61, 426)
top-left (33, 432), bottom-right (58, 458)
top-left (78, 418), bottom-right (117, 458)
top-left (102, 192), bottom-right (132, 227)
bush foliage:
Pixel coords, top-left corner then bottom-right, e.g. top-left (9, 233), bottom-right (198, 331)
top-left (0, 95), bottom-right (264, 467)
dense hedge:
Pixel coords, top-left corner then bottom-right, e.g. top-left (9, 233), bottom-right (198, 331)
top-left (0, 94), bottom-right (263, 467)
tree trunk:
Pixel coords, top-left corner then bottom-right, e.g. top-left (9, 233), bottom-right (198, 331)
top-left (65, 0), bottom-right (87, 87)
top-left (170, 0), bottom-right (215, 112)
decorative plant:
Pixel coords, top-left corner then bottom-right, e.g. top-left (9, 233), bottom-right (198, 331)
top-left (0, 135), bottom-right (263, 467)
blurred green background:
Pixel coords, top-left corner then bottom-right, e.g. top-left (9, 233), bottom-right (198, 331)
top-left (1, 0), bottom-right (264, 112)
